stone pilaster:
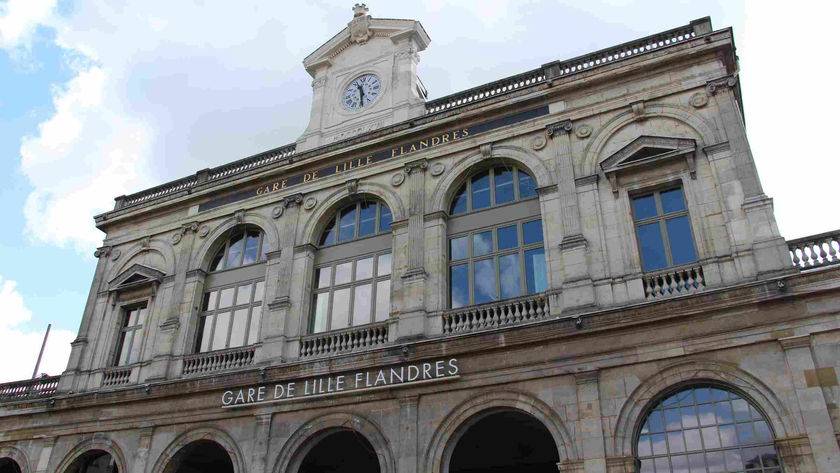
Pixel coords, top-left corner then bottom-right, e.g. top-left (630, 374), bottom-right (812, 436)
top-left (397, 159), bottom-right (428, 340)
top-left (250, 414), bottom-right (272, 473)
top-left (575, 370), bottom-right (607, 473)
top-left (397, 396), bottom-right (419, 473)
top-left (604, 456), bottom-right (636, 473)
top-left (779, 335), bottom-right (840, 473)
top-left (34, 437), bottom-right (55, 473)
top-left (775, 435), bottom-right (818, 473)
top-left (547, 120), bottom-right (595, 311)
top-left (131, 427), bottom-right (154, 473)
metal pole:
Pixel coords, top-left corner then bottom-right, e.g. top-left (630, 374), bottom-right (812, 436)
top-left (32, 323), bottom-right (51, 379)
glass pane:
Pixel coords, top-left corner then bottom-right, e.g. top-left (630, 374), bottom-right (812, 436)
top-left (524, 248), bottom-right (547, 293)
top-left (353, 284), bottom-right (372, 325)
top-left (648, 411), bottom-right (665, 433)
top-left (375, 280), bottom-right (390, 322)
top-left (522, 219), bottom-right (543, 244)
top-left (706, 451), bottom-right (725, 473)
top-left (226, 230), bottom-right (245, 268)
top-left (473, 231), bottom-right (493, 256)
top-left (701, 426), bottom-right (721, 449)
top-left (654, 457), bottom-right (669, 473)
top-left (117, 333), bottom-right (131, 365)
top-left (636, 222), bottom-right (668, 272)
top-left (639, 459), bottom-right (654, 473)
top-left (235, 284), bottom-right (252, 306)
top-left (684, 429), bottom-right (702, 452)
top-left (450, 264), bottom-right (469, 308)
top-left (128, 328), bottom-right (143, 363)
top-left (719, 424), bottom-right (737, 447)
top-left (473, 258), bottom-right (498, 304)
top-left (210, 247), bottom-right (225, 271)
top-left (355, 257), bottom-right (374, 280)
top-left (732, 399), bottom-right (751, 422)
top-left (218, 287), bottom-right (235, 308)
top-left (317, 267), bottom-right (332, 289)
top-left (471, 171), bottom-right (491, 209)
top-left (715, 401), bottom-right (734, 424)
top-left (312, 293), bottom-right (329, 333)
top-left (450, 183), bottom-right (468, 215)
top-left (650, 433), bottom-right (667, 455)
top-left (247, 306), bottom-right (261, 345)
top-left (331, 288), bottom-right (351, 330)
top-left (242, 229), bottom-right (261, 265)
top-left (698, 403), bottom-right (716, 426)
top-left (377, 253), bottom-right (392, 276)
top-left (358, 201), bottom-right (377, 237)
top-left (518, 170), bottom-right (536, 198)
top-left (212, 312), bottom-right (231, 350)
top-left (338, 205), bottom-right (357, 242)
top-left (667, 430), bottom-right (685, 453)
top-left (450, 236), bottom-right (468, 260)
top-left (681, 406), bottom-right (698, 428)
top-left (379, 204), bottom-right (392, 232)
top-left (688, 453), bottom-right (705, 473)
top-left (320, 219), bottom-right (336, 246)
top-left (666, 216), bottom-right (697, 266)
top-left (203, 291), bottom-right (217, 311)
top-left (137, 307), bottom-right (147, 325)
top-left (661, 187), bottom-right (687, 213)
top-left (736, 423), bottom-right (755, 444)
top-left (254, 281), bottom-right (265, 302)
top-left (754, 421), bottom-right (772, 443)
top-left (199, 315), bottom-right (214, 352)
top-left (229, 309), bottom-right (248, 348)
top-left (497, 225), bottom-right (518, 250)
top-left (127, 308), bottom-right (138, 326)
top-left (632, 194), bottom-right (658, 220)
top-left (499, 253), bottom-right (522, 299)
top-left (666, 408), bottom-right (682, 430)
top-left (494, 167), bottom-right (515, 204)
top-left (638, 435), bottom-right (652, 457)
top-left (334, 262), bottom-right (352, 285)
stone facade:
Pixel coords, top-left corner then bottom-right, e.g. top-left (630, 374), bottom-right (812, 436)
top-left (1, 10), bottom-right (839, 473)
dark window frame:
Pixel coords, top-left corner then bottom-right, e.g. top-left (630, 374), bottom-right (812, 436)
top-left (630, 183), bottom-right (698, 272)
top-left (113, 302), bottom-right (148, 366)
top-left (209, 225), bottom-right (268, 272)
top-left (319, 200), bottom-right (393, 247)
top-left (195, 278), bottom-right (265, 353)
top-left (449, 165), bottom-right (538, 216)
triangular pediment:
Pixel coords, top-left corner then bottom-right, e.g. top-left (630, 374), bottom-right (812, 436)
top-left (303, 16), bottom-right (429, 76)
top-left (601, 136), bottom-right (696, 173)
top-left (108, 264), bottom-right (166, 292)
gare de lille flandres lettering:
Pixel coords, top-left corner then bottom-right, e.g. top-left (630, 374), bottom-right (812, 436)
top-left (222, 358), bottom-right (459, 407)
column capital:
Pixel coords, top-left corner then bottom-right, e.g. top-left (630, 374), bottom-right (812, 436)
top-left (404, 158), bottom-right (428, 174)
top-left (546, 119), bottom-right (573, 138)
top-left (705, 74), bottom-right (737, 96)
top-left (778, 335), bottom-right (811, 351)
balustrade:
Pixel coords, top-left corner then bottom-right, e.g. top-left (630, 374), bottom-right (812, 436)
top-left (441, 293), bottom-right (549, 335)
top-left (299, 322), bottom-right (389, 358)
top-left (0, 375), bottom-right (59, 402)
top-left (788, 230), bottom-right (840, 270)
top-left (182, 345), bottom-right (256, 376)
top-left (643, 264), bottom-right (705, 299)
top-left (101, 366), bottom-right (132, 387)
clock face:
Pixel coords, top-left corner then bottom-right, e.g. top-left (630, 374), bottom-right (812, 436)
top-left (341, 74), bottom-right (381, 111)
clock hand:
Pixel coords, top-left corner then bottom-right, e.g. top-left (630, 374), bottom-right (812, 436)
top-left (357, 84), bottom-right (365, 106)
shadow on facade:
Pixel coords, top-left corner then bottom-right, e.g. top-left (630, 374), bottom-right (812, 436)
top-left (63, 450), bottom-right (118, 473)
top-left (0, 458), bottom-right (21, 473)
top-left (298, 429), bottom-right (380, 473)
top-left (162, 440), bottom-right (233, 473)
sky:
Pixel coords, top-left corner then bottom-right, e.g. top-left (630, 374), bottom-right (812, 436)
top-left (0, 0), bottom-right (837, 383)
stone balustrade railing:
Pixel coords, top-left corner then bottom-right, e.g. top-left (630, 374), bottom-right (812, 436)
top-left (299, 322), bottom-right (389, 358)
top-left (182, 345), bottom-right (257, 376)
top-left (0, 375), bottom-right (59, 402)
top-left (441, 293), bottom-right (550, 335)
top-left (101, 366), bottom-right (132, 387)
top-left (424, 68), bottom-right (545, 115)
top-left (643, 264), bottom-right (706, 299)
top-left (788, 230), bottom-right (840, 270)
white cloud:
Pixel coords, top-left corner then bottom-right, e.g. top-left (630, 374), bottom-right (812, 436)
top-left (0, 0), bottom-right (56, 50)
top-left (0, 275), bottom-right (75, 383)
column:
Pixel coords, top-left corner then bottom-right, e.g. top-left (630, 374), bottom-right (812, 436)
top-left (34, 437), bottom-right (55, 473)
top-left (574, 371), bottom-right (607, 473)
top-left (398, 159), bottom-right (428, 340)
top-left (397, 396), bottom-right (419, 473)
top-left (779, 335), bottom-right (840, 473)
top-left (259, 194), bottom-right (302, 362)
top-left (250, 414), bottom-right (272, 473)
top-left (131, 427), bottom-right (154, 473)
top-left (547, 120), bottom-right (595, 310)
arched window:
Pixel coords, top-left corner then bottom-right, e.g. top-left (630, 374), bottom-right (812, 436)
top-left (64, 450), bottom-right (118, 473)
top-left (449, 165), bottom-right (537, 215)
top-left (311, 199), bottom-right (393, 333)
top-left (447, 165), bottom-right (546, 308)
top-left (196, 225), bottom-right (268, 352)
top-left (636, 385), bottom-right (781, 473)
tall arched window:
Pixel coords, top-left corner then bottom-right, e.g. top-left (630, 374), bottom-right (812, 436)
top-left (311, 199), bottom-right (393, 333)
top-left (447, 165), bottom-right (546, 308)
top-left (196, 225), bottom-right (268, 352)
top-left (636, 385), bottom-right (781, 473)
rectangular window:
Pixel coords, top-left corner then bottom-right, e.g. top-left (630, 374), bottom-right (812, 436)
top-left (631, 186), bottom-right (697, 272)
top-left (115, 304), bottom-right (147, 366)
top-left (197, 279), bottom-right (265, 352)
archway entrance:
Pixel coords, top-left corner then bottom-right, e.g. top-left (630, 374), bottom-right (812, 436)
top-left (449, 410), bottom-right (559, 473)
top-left (0, 458), bottom-right (21, 473)
top-left (164, 440), bottom-right (233, 473)
top-left (299, 429), bottom-right (380, 473)
top-left (65, 450), bottom-right (118, 473)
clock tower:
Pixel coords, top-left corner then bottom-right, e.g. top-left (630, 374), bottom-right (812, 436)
top-left (296, 4), bottom-right (431, 152)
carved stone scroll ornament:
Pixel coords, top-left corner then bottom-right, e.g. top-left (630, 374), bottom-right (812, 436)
top-left (430, 161), bottom-right (446, 177)
top-left (575, 124), bottom-right (592, 139)
top-left (689, 91), bottom-right (709, 108)
top-left (546, 120), bottom-right (573, 138)
top-left (94, 246), bottom-right (111, 259)
top-left (403, 159), bottom-right (428, 175)
top-left (198, 225), bottom-right (210, 238)
top-left (272, 206), bottom-right (284, 219)
top-left (705, 74), bottom-right (738, 96)
top-left (391, 172), bottom-right (406, 187)
top-left (530, 133), bottom-right (547, 151)
top-left (303, 197), bottom-right (318, 211)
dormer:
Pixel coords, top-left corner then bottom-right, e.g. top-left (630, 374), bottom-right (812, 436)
top-left (297, 4), bottom-right (431, 151)
top-left (601, 136), bottom-right (697, 196)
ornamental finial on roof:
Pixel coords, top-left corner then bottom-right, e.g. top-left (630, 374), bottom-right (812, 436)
top-left (353, 4), bottom-right (369, 18)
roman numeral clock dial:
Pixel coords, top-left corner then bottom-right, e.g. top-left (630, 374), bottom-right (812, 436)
top-left (342, 73), bottom-right (381, 111)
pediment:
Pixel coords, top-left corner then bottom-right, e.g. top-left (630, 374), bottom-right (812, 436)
top-left (108, 264), bottom-right (165, 292)
top-left (303, 17), bottom-right (430, 76)
top-left (601, 136), bottom-right (697, 195)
